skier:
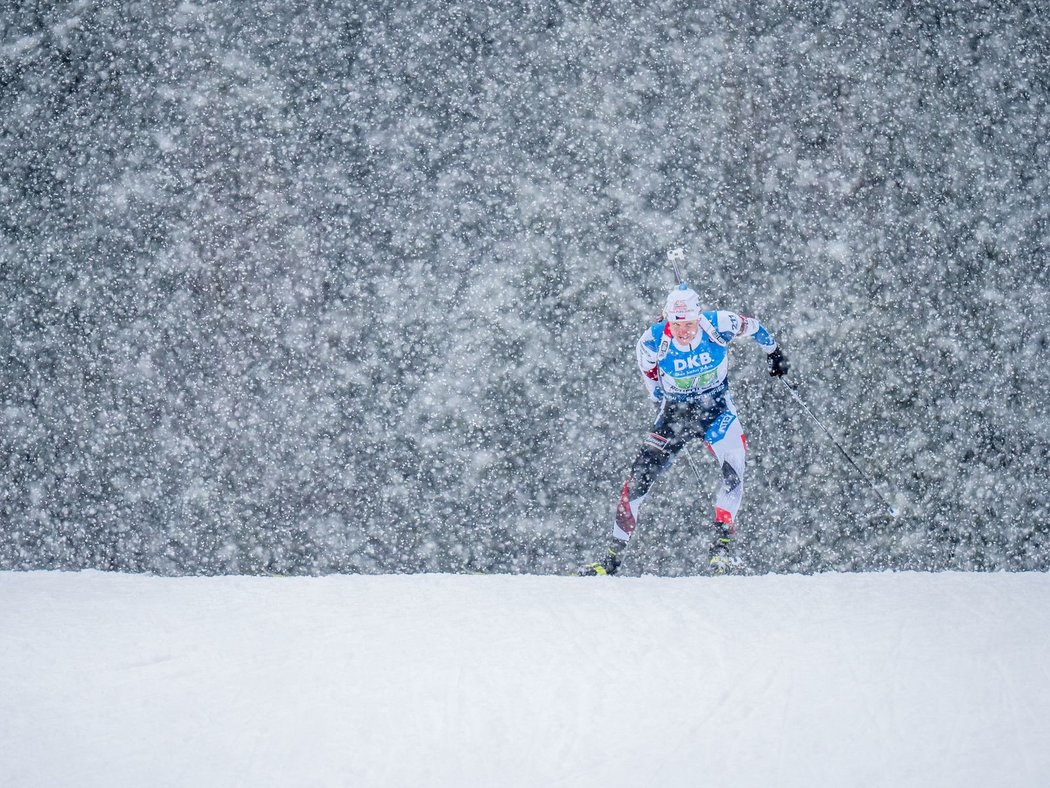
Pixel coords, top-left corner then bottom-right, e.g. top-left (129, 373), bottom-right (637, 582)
top-left (579, 283), bottom-right (789, 576)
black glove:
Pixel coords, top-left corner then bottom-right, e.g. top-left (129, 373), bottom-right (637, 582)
top-left (767, 347), bottom-right (790, 377)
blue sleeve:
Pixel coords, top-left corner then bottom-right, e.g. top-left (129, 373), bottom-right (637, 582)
top-left (640, 322), bottom-right (666, 353)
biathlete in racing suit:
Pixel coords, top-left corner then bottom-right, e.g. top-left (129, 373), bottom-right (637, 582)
top-left (579, 283), bottom-right (789, 576)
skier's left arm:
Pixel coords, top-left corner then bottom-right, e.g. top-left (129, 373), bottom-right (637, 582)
top-left (714, 311), bottom-right (790, 377)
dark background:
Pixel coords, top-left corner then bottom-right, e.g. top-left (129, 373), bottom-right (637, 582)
top-left (2, 0), bottom-right (1048, 575)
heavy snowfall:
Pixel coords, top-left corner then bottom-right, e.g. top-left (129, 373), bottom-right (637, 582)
top-left (4, 1), bottom-right (1046, 576)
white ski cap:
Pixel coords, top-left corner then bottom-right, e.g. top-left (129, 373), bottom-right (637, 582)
top-left (664, 284), bottom-right (701, 322)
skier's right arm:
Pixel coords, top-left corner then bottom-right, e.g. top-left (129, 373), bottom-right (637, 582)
top-left (636, 324), bottom-right (666, 402)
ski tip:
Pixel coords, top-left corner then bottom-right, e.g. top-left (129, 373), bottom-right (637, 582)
top-left (888, 506), bottom-right (900, 518)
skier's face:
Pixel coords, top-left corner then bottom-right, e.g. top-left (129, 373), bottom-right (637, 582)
top-left (669, 319), bottom-right (699, 343)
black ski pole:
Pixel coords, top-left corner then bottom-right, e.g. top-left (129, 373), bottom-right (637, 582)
top-left (682, 444), bottom-right (710, 483)
top-left (779, 377), bottom-right (899, 517)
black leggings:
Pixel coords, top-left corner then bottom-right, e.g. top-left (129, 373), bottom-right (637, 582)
top-left (626, 399), bottom-right (727, 501)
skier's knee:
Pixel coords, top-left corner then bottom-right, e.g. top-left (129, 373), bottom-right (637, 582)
top-left (721, 460), bottom-right (742, 493)
top-left (636, 433), bottom-right (672, 478)
top-left (641, 432), bottom-right (671, 455)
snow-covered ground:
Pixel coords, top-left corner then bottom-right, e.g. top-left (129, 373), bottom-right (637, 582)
top-left (3, 570), bottom-right (1049, 787)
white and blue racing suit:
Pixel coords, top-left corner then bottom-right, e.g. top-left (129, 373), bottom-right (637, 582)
top-left (613, 310), bottom-right (779, 543)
